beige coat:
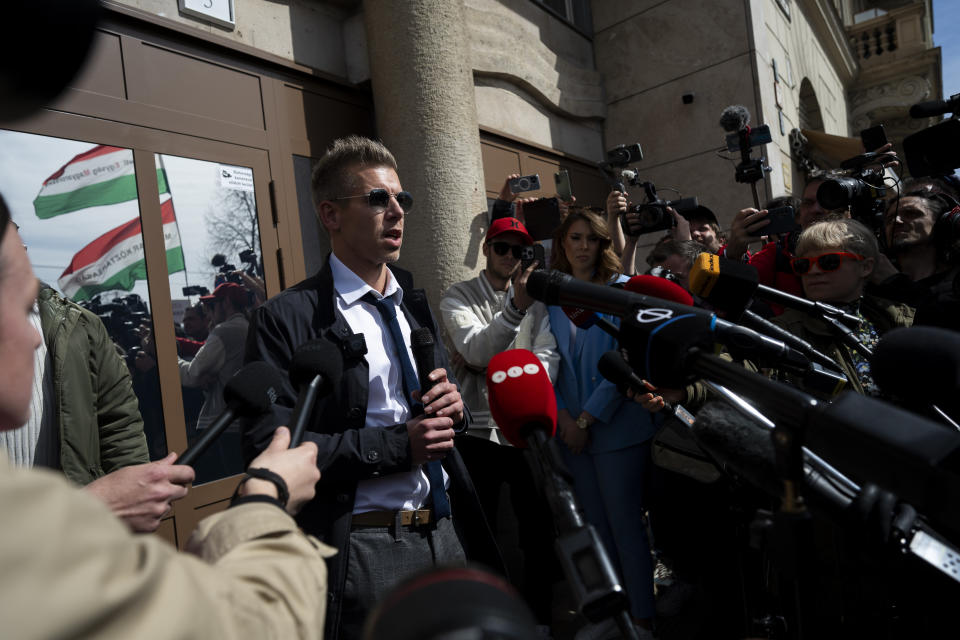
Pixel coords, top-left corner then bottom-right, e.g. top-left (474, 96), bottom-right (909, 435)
top-left (0, 454), bottom-right (335, 639)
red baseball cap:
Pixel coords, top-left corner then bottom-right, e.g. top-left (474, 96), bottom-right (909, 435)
top-left (486, 217), bottom-right (533, 245)
top-left (200, 282), bottom-right (247, 306)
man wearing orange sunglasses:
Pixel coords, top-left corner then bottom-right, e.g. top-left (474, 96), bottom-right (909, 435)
top-left (770, 218), bottom-right (913, 397)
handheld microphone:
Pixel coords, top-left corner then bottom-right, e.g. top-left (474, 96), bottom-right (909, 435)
top-left (363, 567), bottom-right (539, 640)
top-left (486, 350), bottom-right (637, 636)
top-left (527, 269), bottom-right (694, 319)
top-left (486, 349), bottom-right (557, 447)
top-left (410, 327), bottom-right (438, 416)
top-left (178, 361), bottom-right (283, 467)
top-left (692, 399), bottom-right (960, 583)
top-left (871, 327), bottom-right (960, 429)
top-left (691, 401), bottom-right (856, 514)
top-left (909, 96), bottom-right (958, 119)
top-left (688, 253), bottom-right (846, 378)
top-left (623, 274), bottom-right (694, 306)
top-left (288, 340), bottom-right (343, 447)
top-left (597, 350), bottom-right (690, 419)
top-left (528, 269), bottom-right (816, 388)
top-left (872, 327), bottom-right (960, 409)
top-left (689, 252), bottom-right (860, 326)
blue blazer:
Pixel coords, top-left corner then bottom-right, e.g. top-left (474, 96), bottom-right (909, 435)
top-left (547, 276), bottom-right (658, 454)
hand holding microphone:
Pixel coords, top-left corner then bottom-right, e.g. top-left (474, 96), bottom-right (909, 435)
top-left (407, 328), bottom-right (461, 464)
top-left (241, 426), bottom-right (320, 514)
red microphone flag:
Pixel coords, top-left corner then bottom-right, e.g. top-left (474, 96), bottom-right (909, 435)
top-left (486, 349), bottom-right (557, 448)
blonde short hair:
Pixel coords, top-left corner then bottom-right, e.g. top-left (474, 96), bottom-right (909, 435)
top-left (795, 218), bottom-right (878, 260)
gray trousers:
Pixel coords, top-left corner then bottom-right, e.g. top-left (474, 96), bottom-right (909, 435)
top-left (337, 516), bottom-right (467, 639)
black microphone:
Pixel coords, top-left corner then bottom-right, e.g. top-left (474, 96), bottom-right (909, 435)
top-left (527, 269), bottom-right (817, 387)
top-left (871, 326), bottom-right (960, 428)
top-left (598, 350), bottom-right (674, 409)
top-left (909, 97), bottom-right (957, 119)
top-left (688, 252), bottom-right (860, 326)
top-left (687, 352), bottom-right (960, 543)
top-left (410, 327), bottom-right (437, 416)
top-left (872, 327), bottom-right (960, 410)
top-left (178, 361), bottom-right (283, 467)
top-left (692, 399), bottom-right (960, 580)
top-left (690, 401), bottom-right (855, 516)
top-left (288, 339), bottom-right (343, 447)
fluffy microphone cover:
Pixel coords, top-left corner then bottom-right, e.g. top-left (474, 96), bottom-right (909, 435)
top-left (719, 105), bottom-right (750, 132)
top-left (871, 326), bottom-right (960, 407)
top-left (486, 349), bottom-right (557, 447)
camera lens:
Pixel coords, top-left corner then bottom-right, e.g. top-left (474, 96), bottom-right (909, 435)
top-left (518, 178), bottom-right (530, 190)
top-left (817, 178), bottom-right (860, 210)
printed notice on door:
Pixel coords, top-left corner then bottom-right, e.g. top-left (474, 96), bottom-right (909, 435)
top-left (219, 165), bottom-right (254, 192)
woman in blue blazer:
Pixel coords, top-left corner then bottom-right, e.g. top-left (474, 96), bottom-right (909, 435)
top-left (548, 209), bottom-right (658, 631)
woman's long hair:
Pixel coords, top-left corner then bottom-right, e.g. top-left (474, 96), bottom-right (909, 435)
top-left (550, 207), bottom-right (620, 284)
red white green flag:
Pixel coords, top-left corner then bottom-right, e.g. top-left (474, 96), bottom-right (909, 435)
top-left (33, 145), bottom-right (169, 219)
top-left (57, 197), bottom-right (185, 302)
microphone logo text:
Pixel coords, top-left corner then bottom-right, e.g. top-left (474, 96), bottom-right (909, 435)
top-left (634, 308), bottom-right (674, 324)
top-left (490, 362), bottom-right (541, 384)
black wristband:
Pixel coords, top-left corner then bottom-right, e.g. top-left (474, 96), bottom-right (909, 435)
top-left (231, 467), bottom-right (290, 510)
top-left (508, 296), bottom-right (526, 316)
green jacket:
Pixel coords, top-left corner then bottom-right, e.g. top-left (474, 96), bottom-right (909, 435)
top-left (38, 286), bottom-right (149, 485)
top-left (770, 295), bottom-right (914, 397)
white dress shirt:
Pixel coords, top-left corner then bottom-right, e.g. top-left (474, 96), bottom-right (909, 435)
top-left (328, 254), bottom-right (448, 513)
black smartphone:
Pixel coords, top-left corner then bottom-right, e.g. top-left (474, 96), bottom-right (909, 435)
top-left (508, 174), bottom-right (541, 194)
top-left (554, 169), bottom-right (573, 202)
top-left (512, 243), bottom-right (546, 270)
top-left (749, 205), bottom-right (798, 237)
top-left (520, 197), bottom-right (561, 241)
top-left (860, 124), bottom-right (888, 152)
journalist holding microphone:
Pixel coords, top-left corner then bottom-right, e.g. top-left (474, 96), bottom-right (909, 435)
top-left (0, 197), bottom-right (335, 638)
top-left (546, 208), bottom-right (659, 637)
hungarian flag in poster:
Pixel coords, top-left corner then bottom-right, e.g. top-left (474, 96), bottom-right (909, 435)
top-left (57, 197), bottom-right (185, 302)
top-left (33, 145), bottom-right (169, 219)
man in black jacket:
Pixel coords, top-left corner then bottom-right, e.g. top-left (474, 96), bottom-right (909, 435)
top-left (244, 136), bottom-right (501, 639)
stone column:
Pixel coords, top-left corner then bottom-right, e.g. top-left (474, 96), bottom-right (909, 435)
top-left (363, 0), bottom-right (487, 305)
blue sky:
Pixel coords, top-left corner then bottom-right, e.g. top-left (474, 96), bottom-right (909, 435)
top-left (934, 0), bottom-right (959, 100)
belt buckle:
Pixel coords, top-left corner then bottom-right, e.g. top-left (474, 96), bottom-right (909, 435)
top-left (413, 509), bottom-right (422, 526)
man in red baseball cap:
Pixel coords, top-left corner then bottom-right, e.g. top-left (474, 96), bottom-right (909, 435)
top-left (439, 216), bottom-right (559, 629)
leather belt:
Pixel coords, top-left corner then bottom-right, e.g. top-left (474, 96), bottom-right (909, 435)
top-left (351, 508), bottom-right (433, 527)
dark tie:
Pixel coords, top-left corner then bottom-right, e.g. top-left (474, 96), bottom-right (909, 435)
top-left (365, 293), bottom-right (451, 519)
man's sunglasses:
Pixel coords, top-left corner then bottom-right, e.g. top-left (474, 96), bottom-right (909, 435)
top-left (334, 189), bottom-right (413, 213)
top-left (488, 241), bottom-right (525, 257)
top-left (790, 251), bottom-right (864, 275)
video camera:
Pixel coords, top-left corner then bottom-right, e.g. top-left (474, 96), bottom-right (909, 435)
top-left (816, 154), bottom-right (889, 231)
top-left (904, 93), bottom-right (960, 178)
top-left (620, 180), bottom-right (699, 237)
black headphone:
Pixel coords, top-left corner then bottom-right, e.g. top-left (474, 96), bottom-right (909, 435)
top-left (929, 191), bottom-right (960, 255)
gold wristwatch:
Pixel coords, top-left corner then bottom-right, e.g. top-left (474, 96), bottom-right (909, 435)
top-left (576, 416), bottom-right (591, 430)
